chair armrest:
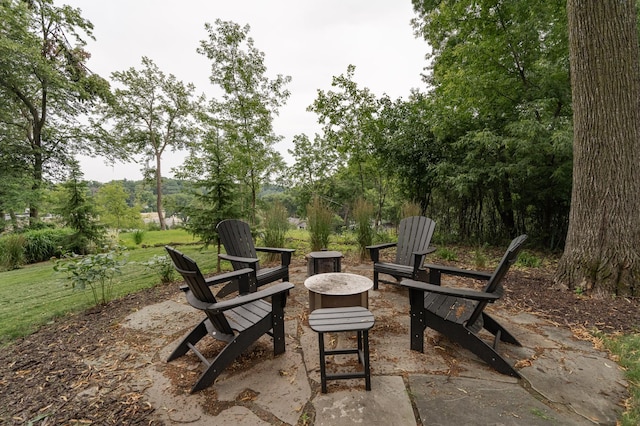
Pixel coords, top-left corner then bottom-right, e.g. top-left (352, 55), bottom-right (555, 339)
top-left (366, 242), bottom-right (397, 262)
top-left (255, 247), bottom-right (296, 254)
top-left (186, 281), bottom-right (295, 312)
top-left (399, 279), bottom-right (501, 302)
top-left (179, 268), bottom-right (256, 292)
top-left (219, 253), bottom-right (260, 266)
top-left (366, 242), bottom-right (397, 250)
top-left (255, 247), bottom-right (295, 266)
top-left (413, 246), bottom-right (437, 256)
top-left (423, 263), bottom-right (493, 281)
top-left (411, 246), bottom-right (437, 272)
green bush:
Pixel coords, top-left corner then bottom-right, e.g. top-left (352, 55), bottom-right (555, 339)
top-left (22, 228), bottom-right (72, 263)
top-left (516, 251), bottom-right (542, 267)
top-left (141, 254), bottom-right (175, 284)
top-left (262, 202), bottom-right (289, 261)
top-left (437, 247), bottom-right (458, 261)
top-left (54, 246), bottom-right (128, 305)
top-left (0, 234), bottom-right (26, 270)
top-left (353, 198), bottom-right (374, 261)
top-left (307, 196), bottom-right (333, 251)
top-left (132, 229), bottom-right (145, 245)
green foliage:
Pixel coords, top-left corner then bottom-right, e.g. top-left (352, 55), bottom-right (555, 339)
top-left (401, 202), bottom-right (422, 219)
top-left (516, 251), bottom-right (542, 268)
top-left (261, 202), bottom-right (290, 261)
top-left (0, 234), bottom-right (26, 270)
top-left (0, 0), bottom-right (112, 222)
top-left (118, 228), bottom-right (198, 249)
top-left (140, 254), bottom-right (175, 284)
top-left (407, 0), bottom-right (572, 246)
top-left (95, 182), bottom-right (144, 231)
top-left (132, 229), bottom-right (145, 245)
top-left (178, 129), bottom-right (240, 247)
top-left (307, 196), bottom-right (333, 251)
top-left (22, 228), bottom-right (72, 263)
top-left (436, 247), bottom-right (458, 262)
top-left (198, 19), bottom-right (290, 223)
top-left (353, 198), bottom-right (374, 260)
top-left (472, 245), bottom-right (488, 269)
top-left (55, 164), bottom-right (106, 254)
top-left (599, 332), bottom-right (640, 424)
top-left (105, 56), bottom-right (198, 230)
top-left (0, 244), bottom-right (218, 343)
top-left (54, 247), bottom-right (128, 306)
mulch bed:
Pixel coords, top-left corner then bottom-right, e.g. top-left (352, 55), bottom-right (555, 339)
top-left (1, 258), bottom-right (638, 425)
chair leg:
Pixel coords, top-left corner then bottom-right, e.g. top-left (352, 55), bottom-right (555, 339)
top-left (373, 271), bottom-right (379, 290)
top-left (408, 289), bottom-right (426, 352)
top-left (426, 313), bottom-right (521, 378)
top-left (192, 317), bottom-right (271, 393)
top-left (363, 330), bottom-right (371, 391)
top-left (167, 319), bottom-right (208, 361)
top-left (271, 293), bottom-right (287, 355)
top-left (481, 312), bottom-right (522, 346)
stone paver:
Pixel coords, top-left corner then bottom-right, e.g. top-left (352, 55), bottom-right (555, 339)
top-left (118, 263), bottom-right (628, 425)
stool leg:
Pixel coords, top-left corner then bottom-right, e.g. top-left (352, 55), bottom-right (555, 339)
top-left (318, 332), bottom-right (327, 393)
top-left (363, 330), bottom-right (371, 391)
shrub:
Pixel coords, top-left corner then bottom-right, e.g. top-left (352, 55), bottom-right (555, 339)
top-left (307, 196), bottom-right (333, 251)
top-left (472, 244), bottom-right (489, 269)
top-left (516, 251), bottom-right (542, 267)
top-left (22, 228), bottom-right (72, 263)
top-left (54, 246), bottom-right (127, 305)
top-left (141, 254), bottom-right (175, 284)
top-left (437, 247), bottom-right (458, 262)
top-left (0, 234), bottom-right (26, 270)
top-left (353, 198), bottom-right (374, 261)
top-left (132, 229), bottom-right (145, 245)
top-left (262, 202), bottom-right (289, 261)
top-left (401, 202), bottom-right (421, 218)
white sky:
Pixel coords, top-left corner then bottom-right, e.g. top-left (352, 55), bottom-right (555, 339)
top-left (60, 1), bottom-right (430, 182)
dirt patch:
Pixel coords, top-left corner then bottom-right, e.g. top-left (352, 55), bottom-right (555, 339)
top-left (0, 256), bottom-right (638, 425)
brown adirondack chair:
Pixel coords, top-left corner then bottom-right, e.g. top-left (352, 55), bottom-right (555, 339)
top-left (366, 216), bottom-right (436, 290)
top-left (165, 246), bottom-right (294, 393)
top-left (399, 234), bottom-right (527, 377)
top-left (216, 219), bottom-right (295, 297)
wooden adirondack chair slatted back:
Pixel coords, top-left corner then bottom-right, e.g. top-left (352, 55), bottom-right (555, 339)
top-left (165, 246), bottom-right (234, 336)
top-left (217, 219), bottom-right (260, 271)
top-left (396, 216), bottom-right (436, 267)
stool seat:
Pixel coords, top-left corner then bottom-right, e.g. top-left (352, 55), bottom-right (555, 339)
top-left (309, 306), bottom-right (375, 393)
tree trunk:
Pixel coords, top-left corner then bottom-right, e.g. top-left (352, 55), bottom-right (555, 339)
top-left (155, 154), bottom-right (166, 230)
top-left (555, 0), bottom-right (640, 296)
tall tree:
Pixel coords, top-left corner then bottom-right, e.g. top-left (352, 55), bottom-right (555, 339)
top-left (177, 128), bottom-right (239, 269)
top-left (95, 182), bottom-right (143, 232)
top-left (308, 65), bottom-right (379, 193)
top-left (0, 0), bottom-right (110, 223)
top-left (555, 0), bottom-right (640, 296)
top-left (411, 0), bottom-right (573, 243)
top-left (198, 19), bottom-right (290, 224)
top-left (55, 161), bottom-right (105, 254)
top-left (106, 57), bottom-right (198, 230)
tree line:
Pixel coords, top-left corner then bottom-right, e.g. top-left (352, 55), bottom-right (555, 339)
top-left (1, 0), bottom-right (638, 296)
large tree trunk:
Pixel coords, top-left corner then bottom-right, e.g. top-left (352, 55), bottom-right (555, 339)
top-left (155, 154), bottom-right (166, 230)
top-left (555, 0), bottom-right (640, 296)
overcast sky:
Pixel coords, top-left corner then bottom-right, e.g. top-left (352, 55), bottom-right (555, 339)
top-left (59, 1), bottom-right (430, 182)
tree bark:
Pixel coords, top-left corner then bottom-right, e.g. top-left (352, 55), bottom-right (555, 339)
top-left (155, 153), bottom-right (166, 230)
top-left (555, 0), bottom-right (640, 296)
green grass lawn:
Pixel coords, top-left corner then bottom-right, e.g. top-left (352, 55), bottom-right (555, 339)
top-left (118, 228), bottom-right (201, 249)
top-left (0, 230), bottom-right (221, 344)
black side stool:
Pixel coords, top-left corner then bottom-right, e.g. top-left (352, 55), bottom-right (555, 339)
top-left (308, 306), bottom-right (375, 393)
